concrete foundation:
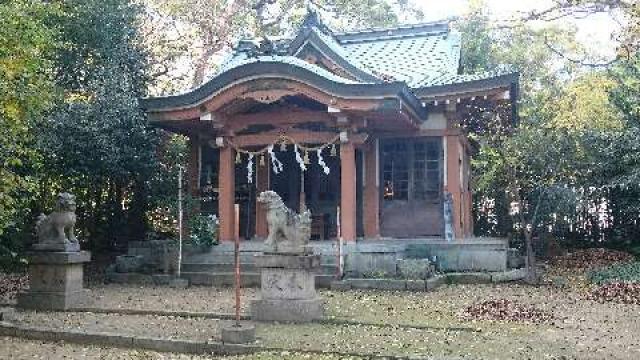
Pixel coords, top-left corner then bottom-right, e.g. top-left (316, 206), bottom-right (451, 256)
top-left (252, 253), bottom-right (324, 322)
top-left (17, 251), bottom-right (91, 310)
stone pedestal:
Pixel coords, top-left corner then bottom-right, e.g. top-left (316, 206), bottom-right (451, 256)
top-left (17, 251), bottom-right (91, 310)
top-left (251, 253), bottom-right (324, 322)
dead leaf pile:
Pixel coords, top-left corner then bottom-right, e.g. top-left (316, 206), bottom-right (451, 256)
top-left (552, 248), bottom-right (634, 270)
top-left (462, 299), bottom-right (553, 323)
top-left (0, 273), bottom-right (28, 301)
top-left (588, 282), bottom-right (640, 305)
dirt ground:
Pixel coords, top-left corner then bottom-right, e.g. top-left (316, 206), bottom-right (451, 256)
top-left (0, 337), bottom-right (363, 360)
top-left (1, 279), bottom-right (639, 359)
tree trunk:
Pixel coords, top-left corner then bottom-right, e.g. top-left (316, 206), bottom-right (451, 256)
top-left (524, 227), bottom-right (537, 284)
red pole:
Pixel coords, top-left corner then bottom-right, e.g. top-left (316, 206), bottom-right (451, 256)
top-left (234, 224), bottom-right (241, 326)
top-left (234, 204), bottom-right (241, 326)
top-left (336, 206), bottom-right (342, 279)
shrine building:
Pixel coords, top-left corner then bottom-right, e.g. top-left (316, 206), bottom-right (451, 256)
top-left (141, 12), bottom-right (518, 244)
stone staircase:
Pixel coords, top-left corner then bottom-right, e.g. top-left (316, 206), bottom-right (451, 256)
top-left (180, 245), bottom-right (339, 288)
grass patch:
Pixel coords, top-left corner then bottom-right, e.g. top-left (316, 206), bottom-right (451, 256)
top-left (588, 261), bottom-right (640, 285)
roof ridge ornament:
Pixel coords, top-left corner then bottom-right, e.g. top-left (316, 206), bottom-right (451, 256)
top-left (301, 1), bottom-right (333, 36)
top-left (237, 37), bottom-right (288, 58)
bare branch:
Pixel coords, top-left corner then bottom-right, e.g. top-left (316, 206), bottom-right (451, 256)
top-left (543, 35), bottom-right (620, 67)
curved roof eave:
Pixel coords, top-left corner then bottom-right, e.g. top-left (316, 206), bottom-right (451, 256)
top-left (140, 60), bottom-right (427, 120)
top-left (413, 72), bottom-right (519, 98)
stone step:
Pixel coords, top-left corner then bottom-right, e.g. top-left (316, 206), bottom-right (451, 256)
top-left (186, 252), bottom-right (340, 264)
top-left (181, 272), bottom-right (261, 287)
top-left (181, 263), bottom-right (259, 273)
top-left (180, 272), bottom-right (336, 288)
top-left (182, 262), bottom-right (338, 275)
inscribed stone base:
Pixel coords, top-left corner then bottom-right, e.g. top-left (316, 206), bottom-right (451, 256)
top-left (17, 251), bottom-right (91, 310)
top-left (253, 253), bottom-right (324, 322)
top-left (260, 268), bottom-right (316, 300)
top-left (221, 323), bottom-right (256, 344)
top-left (251, 298), bottom-right (324, 322)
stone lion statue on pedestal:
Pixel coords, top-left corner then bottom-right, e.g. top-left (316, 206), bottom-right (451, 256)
top-left (34, 193), bottom-right (80, 252)
top-left (257, 191), bottom-right (311, 254)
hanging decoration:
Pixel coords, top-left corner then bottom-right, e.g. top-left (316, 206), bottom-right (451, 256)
top-left (303, 150), bottom-right (310, 165)
top-left (267, 145), bottom-right (284, 174)
top-left (247, 154), bottom-right (254, 184)
top-left (317, 148), bottom-right (330, 175)
top-left (294, 144), bottom-right (307, 171)
top-left (223, 133), bottom-right (341, 176)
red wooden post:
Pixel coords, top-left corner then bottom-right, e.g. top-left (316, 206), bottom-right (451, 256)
top-left (218, 146), bottom-right (235, 242)
top-left (340, 142), bottom-right (357, 242)
top-left (234, 221), bottom-right (241, 326)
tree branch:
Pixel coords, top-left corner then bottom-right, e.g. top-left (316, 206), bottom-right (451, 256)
top-left (543, 35), bottom-right (620, 67)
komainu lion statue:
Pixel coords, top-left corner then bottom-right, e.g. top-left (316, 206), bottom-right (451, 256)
top-left (257, 191), bottom-right (311, 254)
top-left (34, 193), bottom-right (80, 252)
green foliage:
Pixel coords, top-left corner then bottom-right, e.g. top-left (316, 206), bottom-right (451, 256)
top-left (548, 73), bottom-right (623, 132)
top-left (37, 0), bottom-right (158, 249)
top-left (147, 135), bottom-right (189, 237)
top-left (188, 214), bottom-right (218, 247)
top-left (0, 0), bottom-right (59, 269)
top-left (589, 262), bottom-right (640, 285)
top-left (457, 3), bottom-right (634, 246)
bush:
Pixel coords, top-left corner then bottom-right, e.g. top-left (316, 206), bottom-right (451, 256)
top-left (188, 214), bottom-right (218, 247)
top-left (589, 261), bottom-right (640, 285)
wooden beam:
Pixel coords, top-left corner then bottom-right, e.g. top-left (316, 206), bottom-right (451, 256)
top-left (226, 110), bottom-right (335, 132)
top-left (231, 130), bottom-right (368, 148)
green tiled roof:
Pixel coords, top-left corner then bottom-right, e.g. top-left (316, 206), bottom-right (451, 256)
top-left (340, 31), bottom-right (461, 87)
top-left (218, 53), bottom-right (366, 85)
top-left (217, 14), bottom-right (515, 95)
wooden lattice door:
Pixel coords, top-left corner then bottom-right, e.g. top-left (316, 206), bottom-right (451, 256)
top-left (380, 138), bottom-right (443, 237)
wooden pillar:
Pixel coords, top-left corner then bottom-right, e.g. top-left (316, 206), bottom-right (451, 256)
top-left (340, 142), bottom-right (357, 242)
top-left (218, 145), bottom-right (236, 242)
top-left (445, 135), bottom-right (463, 239)
top-left (255, 162), bottom-right (269, 239)
top-left (363, 140), bottom-right (380, 238)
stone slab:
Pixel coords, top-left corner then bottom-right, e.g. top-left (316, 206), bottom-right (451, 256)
top-left (254, 254), bottom-right (320, 269)
top-left (169, 278), bottom-right (190, 289)
top-left (116, 255), bottom-right (144, 273)
top-left (397, 259), bottom-right (434, 280)
top-left (330, 281), bottom-right (352, 291)
top-left (491, 269), bottom-right (527, 283)
top-left (446, 272), bottom-right (492, 284)
top-left (349, 279), bottom-right (406, 291)
top-left (406, 279), bottom-right (426, 291)
top-left (27, 250), bottom-right (91, 264)
top-left (0, 307), bottom-right (15, 322)
top-left (221, 323), bottom-right (256, 344)
top-left (251, 298), bottom-right (323, 322)
top-left (426, 275), bottom-right (446, 291)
